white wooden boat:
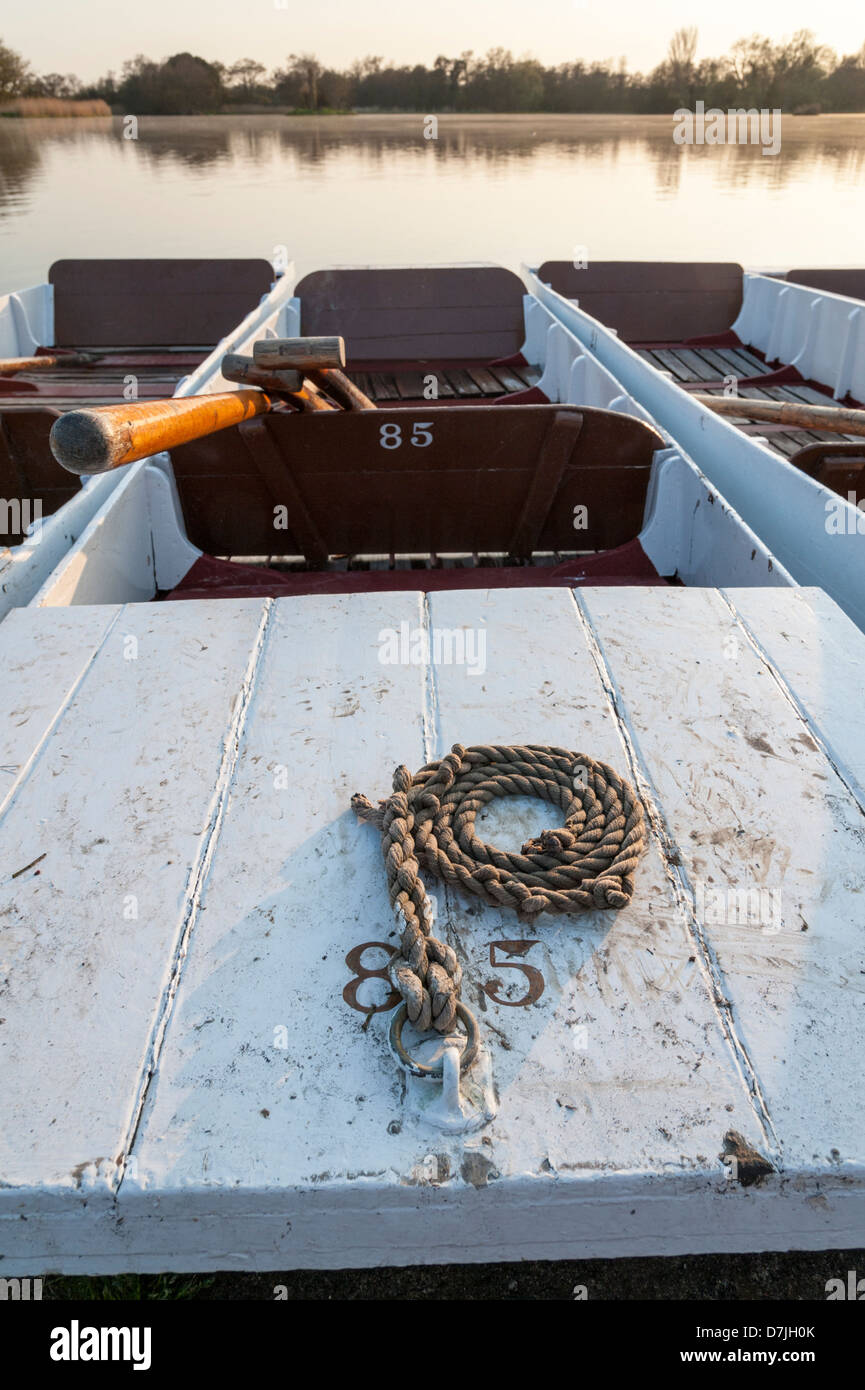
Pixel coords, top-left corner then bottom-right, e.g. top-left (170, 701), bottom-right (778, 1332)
top-left (0, 260), bottom-right (299, 616)
top-left (1, 264), bottom-right (864, 1276)
top-left (524, 261), bottom-right (865, 632)
top-left (1, 581), bottom-right (863, 1273)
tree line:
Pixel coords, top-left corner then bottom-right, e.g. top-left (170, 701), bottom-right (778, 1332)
top-left (3, 29), bottom-right (865, 115)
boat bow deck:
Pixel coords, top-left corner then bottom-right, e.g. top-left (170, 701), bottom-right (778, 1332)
top-left (0, 586), bottom-right (863, 1272)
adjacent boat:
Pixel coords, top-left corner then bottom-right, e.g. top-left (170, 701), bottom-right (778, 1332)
top-left (0, 259), bottom-right (298, 614)
top-left (525, 261), bottom-right (865, 632)
top-left (527, 260), bottom-right (865, 468)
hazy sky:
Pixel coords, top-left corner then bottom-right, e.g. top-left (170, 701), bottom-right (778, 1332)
top-left (3, 0), bottom-right (864, 82)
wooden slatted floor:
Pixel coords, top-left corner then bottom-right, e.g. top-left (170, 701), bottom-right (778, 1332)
top-left (219, 550), bottom-right (587, 571)
top-left (1, 360), bottom-right (538, 412)
top-left (635, 343), bottom-right (861, 459)
top-left (637, 343), bottom-right (768, 382)
top-left (347, 363), bottom-right (539, 402)
top-left (0, 352), bottom-right (207, 411)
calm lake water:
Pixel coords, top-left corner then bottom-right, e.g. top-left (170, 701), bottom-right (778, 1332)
top-left (1, 112), bottom-right (864, 294)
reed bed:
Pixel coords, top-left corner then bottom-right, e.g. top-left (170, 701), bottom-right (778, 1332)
top-left (0, 98), bottom-right (111, 118)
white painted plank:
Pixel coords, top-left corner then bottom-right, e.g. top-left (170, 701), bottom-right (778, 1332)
top-left (0, 599), bottom-right (268, 1195)
top-left (0, 606), bottom-right (119, 808)
top-left (128, 595), bottom-right (430, 1190)
top-left (725, 586), bottom-right (865, 804)
top-left (9, 1166), bottom-right (864, 1275)
top-left (580, 585), bottom-right (865, 1167)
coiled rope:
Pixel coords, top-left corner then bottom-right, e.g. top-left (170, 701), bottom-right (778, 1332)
top-left (352, 743), bottom-right (646, 1035)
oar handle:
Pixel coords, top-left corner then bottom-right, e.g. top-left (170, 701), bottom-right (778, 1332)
top-left (0, 353), bottom-right (91, 374)
top-left (222, 354), bottom-right (302, 393)
top-left (49, 390), bottom-right (272, 475)
top-left (245, 337), bottom-right (372, 408)
top-left (307, 368), bottom-right (375, 411)
top-left (223, 350), bottom-right (366, 413)
top-left (694, 393), bottom-right (865, 438)
top-left (221, 354), bottom-right (338, 412)
top-left (253, 336), bottom-right (346, 370)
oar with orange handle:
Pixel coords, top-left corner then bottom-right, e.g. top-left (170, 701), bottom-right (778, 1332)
top-left (49, 335), bottom-right (369, 476)
top-left (0, 353), bottom-right (95, 374)
top-left (49, 390), bottom-right (274, 475)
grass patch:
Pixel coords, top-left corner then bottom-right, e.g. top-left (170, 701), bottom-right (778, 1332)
top-left (47, 1273), bottom-right (215, 1301)
top-left (0, 98), bottom-right (111, 118)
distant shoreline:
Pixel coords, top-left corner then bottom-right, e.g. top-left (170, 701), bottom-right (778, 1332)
top-left (4, 106), bottom-right (865, 122)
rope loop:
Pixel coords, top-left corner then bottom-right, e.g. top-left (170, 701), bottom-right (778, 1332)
top-left (352, 743), bottom-right (647, 1035)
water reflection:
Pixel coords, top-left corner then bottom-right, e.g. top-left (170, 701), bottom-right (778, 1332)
top-left (1, 113), bottom-right (863, 289)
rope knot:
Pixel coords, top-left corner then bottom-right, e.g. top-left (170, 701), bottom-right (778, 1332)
top-left (392, 764), bottom-right (412, 795)
top-left (350, 791), bottom-right (384, 829)
top-left (353, 744), bottom-right (646, 1034)
top-left (523, 827), bottom-right (575, 855)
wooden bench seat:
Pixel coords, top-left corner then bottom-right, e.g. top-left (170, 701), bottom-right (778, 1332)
top-left (537, 261), bottom-right (744, 342)
top-left (168, 403), bottom-right (664, 567)
top-left (296, 265), bottom-right (527, 364)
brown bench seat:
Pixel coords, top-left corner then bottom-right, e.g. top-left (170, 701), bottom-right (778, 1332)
top-left (164, 402), bottom-right (665, 596)
top-left (536, 261), bottom-right (745, 343)
top-left (0, 259), bottom-right (275, 412)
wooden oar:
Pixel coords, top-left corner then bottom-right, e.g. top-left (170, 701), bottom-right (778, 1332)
top-left (221, 354), bottom-right (302, 393)
top-left (49, 336), bottom-right (365, 474)
top-left (221, 355), bottom-right (337, 412)
top-left (251, 335), bottom-right (375, 410)
top-left (0, 353), bottom-right (94, 374)
top-left (49, 391), bottom-right (271, 475)
top-left (253, 336), bottom-right (346, 370)
top-left (306, 369), bottom-right (374, 411)
top-left (0, 346), bottom-right (204, 374)
top-left (695, 394), bottom-right (865, 438)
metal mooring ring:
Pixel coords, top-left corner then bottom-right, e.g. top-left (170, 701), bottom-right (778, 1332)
top-left (389, 1001), bottom-right (480, 1078)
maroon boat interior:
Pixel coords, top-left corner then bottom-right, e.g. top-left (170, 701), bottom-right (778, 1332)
top-left (298, 266), bottom-right (539, 407)
top-left (1, 259), bottom-right (274, 406)
top-left (164, 403), bottom-right (669, 599)
top-left (49, 258), bottom-right (274, 350)
top-left (784, 268), bottom-right (865, 300)
top-left (536, 259), bottom-right (865, 484)
top-left (0, 259), bottom-right (275, 541)
top-left (0, 409), bottom-right (76, 545)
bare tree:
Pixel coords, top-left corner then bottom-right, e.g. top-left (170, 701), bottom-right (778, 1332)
top-left (667, 26), bottom-right (698, 103)
top-left (668, 26), bottom-right (698, 73)
top-left (288, 53), bottom-right (322, 110)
